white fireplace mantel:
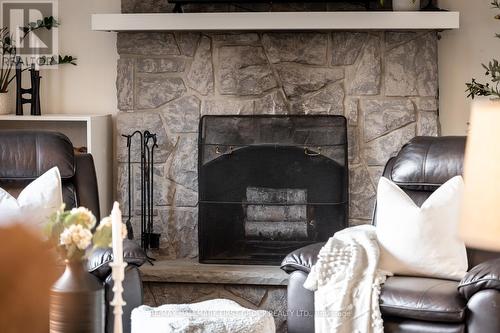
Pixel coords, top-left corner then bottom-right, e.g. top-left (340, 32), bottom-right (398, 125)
top-left (91, 11), bottom-right (459, 32)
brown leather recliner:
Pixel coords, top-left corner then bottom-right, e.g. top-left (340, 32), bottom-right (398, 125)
top-left (0, 130), bottom-right (101, 217)
top-left (0, 130), bottom-right (147, 333)
top-left (281, 136), bottom-right (500, 333)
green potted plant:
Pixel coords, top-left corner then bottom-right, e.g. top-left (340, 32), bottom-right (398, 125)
top-left (466, 1), bottom-right (500, 99)
top-left (0, 16), bottom-right (76, 115)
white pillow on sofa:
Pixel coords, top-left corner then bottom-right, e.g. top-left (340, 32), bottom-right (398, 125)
top-left (376, 176), bottom-right (468, 281)
top-left (0, 167), bottom-right (63, 229)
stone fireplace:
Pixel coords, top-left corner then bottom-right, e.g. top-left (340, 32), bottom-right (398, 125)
top-left (114, 3), bottom-right (440, 330)
top-left (116, 26), bottom-right (439, 260)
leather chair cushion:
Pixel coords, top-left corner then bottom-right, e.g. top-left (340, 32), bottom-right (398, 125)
top-left (87, 239), bottom-right (148, 280)
top-left (390, 136), bottom-right (465, 190)
top-left (458, 258), bottom-right (500, 300)
top-left (384, 317), bottom-right (465, 333)
top-left (280, 242), bottom-right (324, 274)
top-left (0, 180), bottom-right (78, 210)
top-left (0, 131), bottom-right (75, 180)
top-left (380, 276), bottom-right (467, 323)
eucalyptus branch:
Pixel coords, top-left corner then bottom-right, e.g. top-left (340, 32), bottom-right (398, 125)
top-left (55, 55), bottom-right (77, 66)
top-left (22, 16), bottom-right (59, 37)
top-left (466, 3), bottom-right (500, 99)
top-left (466, 79), bottom-right (500, 99)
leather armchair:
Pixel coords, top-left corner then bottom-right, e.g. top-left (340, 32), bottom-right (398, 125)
top-left (0, 130), bottom-right (146, 333)
top-left (281, 136), bottom-right (500, 333)
top-left (88, 239), bottom-right (147, 333)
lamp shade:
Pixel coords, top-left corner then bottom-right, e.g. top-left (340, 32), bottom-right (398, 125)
top-left (460, 99), bottom-right (500, 251)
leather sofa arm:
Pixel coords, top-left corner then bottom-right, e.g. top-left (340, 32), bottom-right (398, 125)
top-left (87, 239), bottom-right (147, 280)
top-left (280, 242), bottom-right (324, 274)
top-left (458, 258), bottom-right (500, 300)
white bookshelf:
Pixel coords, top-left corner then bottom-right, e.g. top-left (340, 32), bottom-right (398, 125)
top-left (0, 114), bottom-right (113, 215)
top-left (92, 11), bottom-right (460, 32)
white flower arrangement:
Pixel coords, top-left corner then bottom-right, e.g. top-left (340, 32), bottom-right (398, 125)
top-left (69, 207), bottom-right (96, 229)
top-left (45, 204), bottom-right (126, 261)
top-left (60, 224), bottom-right (93, 250)
top-left (94, 216), bottom-right (127, 248)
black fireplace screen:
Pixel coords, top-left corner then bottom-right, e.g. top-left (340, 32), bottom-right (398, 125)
top-left (198, 115), bottom-right (348, 265)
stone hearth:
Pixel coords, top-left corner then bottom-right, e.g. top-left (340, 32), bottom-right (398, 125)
top-left (140, 260), bottom-right (288, 332)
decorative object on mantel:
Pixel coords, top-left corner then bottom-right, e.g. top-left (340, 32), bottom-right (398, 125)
top-left (392, 0), bottom-right (421, 11)
top-left (45, 204), bottom-right (126, 333)
top-left (122, 130), bottom-right (160, 264)
top-left (0, 16), bottom-right (76, 115)
top-left (466, 1), bottom-right (500, 99)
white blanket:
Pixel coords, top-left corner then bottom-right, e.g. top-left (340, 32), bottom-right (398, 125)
top-left (303, 225), bottom-right (391, 333)
top-left (131, 299), bottom-right (275, 333)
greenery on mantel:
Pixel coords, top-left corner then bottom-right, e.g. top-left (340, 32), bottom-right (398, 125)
top-left (466, 1), bottom-right (500, 99)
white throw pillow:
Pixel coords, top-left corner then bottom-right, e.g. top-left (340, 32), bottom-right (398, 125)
top-left (376, 176), bottom-right (468, 281)
top-left (0, 167), bottom-right (63, 229)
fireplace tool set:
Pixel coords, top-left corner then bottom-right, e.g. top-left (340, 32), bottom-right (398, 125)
top-left (122, 130), bottom-right (160, 264)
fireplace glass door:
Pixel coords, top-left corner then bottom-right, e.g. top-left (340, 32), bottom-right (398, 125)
top-left (198, 115), bottom-right (348, 265)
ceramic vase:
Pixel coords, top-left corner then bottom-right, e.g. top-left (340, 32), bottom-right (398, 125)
top-left (49, 260), bottom-right (105, 333)
top-left (0, 92), bottom-right (11, 115)
top-left (393, 0), bottom-right (421, 11)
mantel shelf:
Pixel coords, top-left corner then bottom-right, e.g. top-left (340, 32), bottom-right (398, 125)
top-left (91, 11), bottom-right (459, 32)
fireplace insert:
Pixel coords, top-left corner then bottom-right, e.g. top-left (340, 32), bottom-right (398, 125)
top-left (198, 115), bottom-right (348, 265)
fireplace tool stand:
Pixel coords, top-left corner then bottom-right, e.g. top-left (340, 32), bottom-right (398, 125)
top-left (122, 130), bottom-right (160, 265)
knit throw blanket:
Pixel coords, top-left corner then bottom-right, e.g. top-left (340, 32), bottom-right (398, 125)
top-left (131, 299), bottom-right (275, 333)
top-left (303, 225), bottom-right (391, 333)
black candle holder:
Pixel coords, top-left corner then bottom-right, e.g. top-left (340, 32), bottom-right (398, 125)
top-left (15, 62), bottom-right (41, 116)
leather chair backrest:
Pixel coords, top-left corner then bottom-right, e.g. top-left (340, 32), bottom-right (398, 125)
top-left (377, 136), bottom-right (499, 268)
top-left (0, 130), bottom-right (100, 219)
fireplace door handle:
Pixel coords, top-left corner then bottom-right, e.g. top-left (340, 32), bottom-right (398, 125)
top-left (304, 147), bottom-right (321, 156)
top-left (215, 146), bottom-right (233, 155)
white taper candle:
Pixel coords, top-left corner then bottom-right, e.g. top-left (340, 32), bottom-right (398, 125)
top-left (110, 201), bottom-right (127, 333)
top-left (111, 202), bottom-right (124, 264)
